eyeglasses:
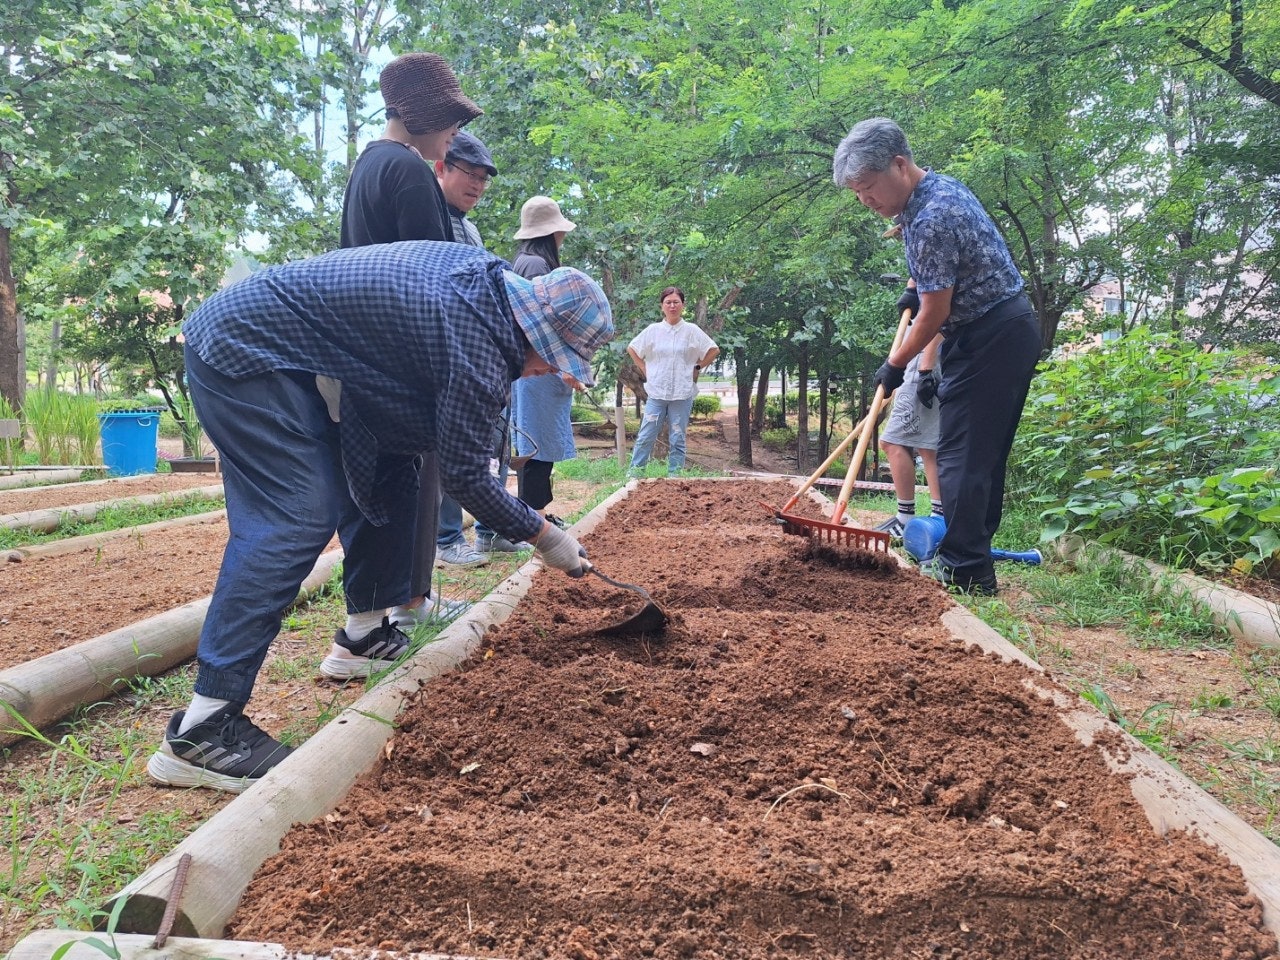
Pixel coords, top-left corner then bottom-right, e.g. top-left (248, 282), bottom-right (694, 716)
top-left (446, 161), bottom-right (492, 186)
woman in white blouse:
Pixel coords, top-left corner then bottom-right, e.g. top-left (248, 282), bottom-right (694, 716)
top-left (626, 286), bottom-right (720, 475)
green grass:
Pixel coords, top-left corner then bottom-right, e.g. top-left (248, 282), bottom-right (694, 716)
top-left (0, 492), bottom-right (225, 551)
top-left (0, 705), bottom-right (191, 941)
top-left (1004, 552), bottom-right (1231, 650)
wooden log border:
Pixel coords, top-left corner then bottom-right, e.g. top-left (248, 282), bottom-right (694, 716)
top-left (0, 549), bottom-right (342, 747)
top-left (0, 483), bottom-right (225, 533)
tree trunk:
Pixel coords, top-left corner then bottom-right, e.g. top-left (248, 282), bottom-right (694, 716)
top-left (735, 347), bottom-right (753, 468)
top-left (0, 223), bottom-right (24, 414)
top-left (752, 365), bottom-right (770, 435)
top-left (796, 348), bottom-right (809, 474)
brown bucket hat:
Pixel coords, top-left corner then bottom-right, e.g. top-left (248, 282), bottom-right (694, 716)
top-left (380, 53), bottom-right (482, 135)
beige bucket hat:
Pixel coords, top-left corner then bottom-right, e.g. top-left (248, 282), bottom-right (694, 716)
top-left (513, 195), bottom-right (577, 240)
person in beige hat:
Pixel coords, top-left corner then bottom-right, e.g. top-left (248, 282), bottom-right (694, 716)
top-left (513, 195), bottom-right (578, 240)
top-left (510, 196), bottom-right (581, 528)
top-left (337, 52), bottom-right (483, 640)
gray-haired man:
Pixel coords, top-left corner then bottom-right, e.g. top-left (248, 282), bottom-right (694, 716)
top-left (833, 118), bottom-right (1040, 595)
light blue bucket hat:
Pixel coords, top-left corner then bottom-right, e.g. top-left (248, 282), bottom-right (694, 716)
top-left (503, 267), bottom-right (614, 386)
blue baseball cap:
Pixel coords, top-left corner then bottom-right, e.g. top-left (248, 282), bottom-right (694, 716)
top-left (503, 267), bottom-right (614, 386)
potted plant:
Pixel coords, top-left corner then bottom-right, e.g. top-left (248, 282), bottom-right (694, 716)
top-left (168, 392), bottom-right (218, 473)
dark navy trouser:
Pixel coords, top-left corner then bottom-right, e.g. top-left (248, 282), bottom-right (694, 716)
top-left (186, 348), bottom-right (420, 703)
top-left (935, 298), bottom-right (1041, 584)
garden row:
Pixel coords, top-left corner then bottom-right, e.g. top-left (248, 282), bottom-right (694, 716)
top-left (17, 478), bottom-right (1278, 960)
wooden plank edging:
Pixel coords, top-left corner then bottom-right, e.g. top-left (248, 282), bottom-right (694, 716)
top-left (7, 930), bottom-right (500, 960)
top-left (3, 509), bottom-right (228, 563)
top-left (0, 469), bottom-right (85, 490)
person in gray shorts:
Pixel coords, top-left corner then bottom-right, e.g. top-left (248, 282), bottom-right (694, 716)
top-left (876, 312), bottom-right (944, 539)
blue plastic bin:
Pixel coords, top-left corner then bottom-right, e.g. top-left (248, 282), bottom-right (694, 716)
top-left (98, 411), bottom-right (161, 476)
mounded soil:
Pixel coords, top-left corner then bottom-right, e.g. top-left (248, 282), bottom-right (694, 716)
top-left (228, 479), bottom-right (1278, 960)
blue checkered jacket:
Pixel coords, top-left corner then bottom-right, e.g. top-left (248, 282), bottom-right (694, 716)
top-left (183, 241), bottom-right (543, 542)
top-left (902, 172), bottom-right (1024, 333)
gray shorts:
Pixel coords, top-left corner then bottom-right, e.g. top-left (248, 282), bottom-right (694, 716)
top-left (880, 379), bottom-right (940, 450)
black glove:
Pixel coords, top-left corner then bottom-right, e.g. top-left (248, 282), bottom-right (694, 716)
top-left (896, 287), bottom-right (920, 317)
top-left (917, 369), bottom-right (939, 408)
top-left (873, 360), bottom-right (906, 395)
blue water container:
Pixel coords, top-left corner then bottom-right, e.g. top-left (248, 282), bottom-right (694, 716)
top-left (98, 411), bottom-right (161, 476)
top-left (903, 514), bottom-right (1043, 565)
top-left (903, 514), bottom-right (947, 562)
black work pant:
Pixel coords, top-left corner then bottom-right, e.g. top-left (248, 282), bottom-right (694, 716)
top-left (935, 297), bottom-right (1041, 584)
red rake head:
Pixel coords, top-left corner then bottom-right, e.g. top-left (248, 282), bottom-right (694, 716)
top-left (775, 511), bottom-right (891, 553)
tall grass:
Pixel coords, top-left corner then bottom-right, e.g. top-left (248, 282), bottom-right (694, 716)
top-left (0, 394), bottom-right (19, 470)
top-left (21, 390), bottom-right (101, 466)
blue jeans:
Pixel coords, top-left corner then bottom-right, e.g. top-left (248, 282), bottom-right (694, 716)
top-left (187, 348), bottom-right (415, 703)
top-left (629, 395), bottom-right (695, 473)
top-left (437, 493), bottom-right (465, 547)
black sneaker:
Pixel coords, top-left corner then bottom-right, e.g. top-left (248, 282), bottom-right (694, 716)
top-left (147, 707), bottom-right (293, 793)
top-left (319, 616), bottom-right (411, 680)
top-left (544, 513), bottom-right (568, 529)
top-left (919, 559), bottom-right (998, 596)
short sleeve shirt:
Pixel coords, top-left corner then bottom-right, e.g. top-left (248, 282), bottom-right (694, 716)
top-left (628, 320), bottom-right (716, 401)
top-left (902, 172), bottom-right (1024, 332)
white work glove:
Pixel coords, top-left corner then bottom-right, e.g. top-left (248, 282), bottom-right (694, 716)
top-left (534, 522), bottom-right (588, 577)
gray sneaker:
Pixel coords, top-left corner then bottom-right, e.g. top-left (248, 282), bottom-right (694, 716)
top-left (477, 532), bottom-right (531, 553)
top-left (436, 540), bottom-right (489, 568)
top-left (873, 516), bottom-right (906, 540)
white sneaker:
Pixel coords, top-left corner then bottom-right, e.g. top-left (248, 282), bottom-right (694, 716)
top-left (436, 541), bottom-right (489, 568)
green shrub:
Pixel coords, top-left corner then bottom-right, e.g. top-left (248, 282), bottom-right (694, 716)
top-left (760, 427), bottom-right (795, 452)
top-left (691, 395), bottom-right (721, 418)
top-left (570, 404), bottom-right (607, 425)
top-left (1010, 328), bottom-right (1280, 574)
top-left (158, 411), bottom-right (182, 439)
top-left (98, 396), bottom-right (164, 413)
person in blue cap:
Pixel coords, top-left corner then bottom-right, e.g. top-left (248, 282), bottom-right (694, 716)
top-left (147, 240), bottom-right (613, 793)
top-left (431, 131), bottom-right (518, 566)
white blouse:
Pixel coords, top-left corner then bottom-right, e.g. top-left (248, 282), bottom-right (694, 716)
top-left (628, 319), bottom-right (717, 401)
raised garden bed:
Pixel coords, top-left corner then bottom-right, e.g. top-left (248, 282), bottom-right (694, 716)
top-left (0, 473), bottom-right (220, 516)
top-left (96, 479), bottom-right (1279, 960)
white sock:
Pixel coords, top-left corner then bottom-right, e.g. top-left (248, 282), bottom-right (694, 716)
top-left (896, 499), bottom-right (916, 526)
top-left (179, 694), bottom-right (233, 734)
top-left (345, 610), bottom-right (388, 639)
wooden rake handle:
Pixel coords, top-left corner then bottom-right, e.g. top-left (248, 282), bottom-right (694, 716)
top-left (831, 306), bottom-right (915, 524)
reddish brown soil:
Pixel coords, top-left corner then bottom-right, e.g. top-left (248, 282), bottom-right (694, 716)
top-left (0, 473), bottom-right (219, 516)
top-left (0, 520), bottom-right (231, 666)
top-left (229, 480), bottom-right (1277, 960)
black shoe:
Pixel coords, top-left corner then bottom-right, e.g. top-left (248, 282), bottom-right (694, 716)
top-left (319, 616), bottom-right (411, 680)
top-left (544, 514), bottom-right (568, 529)
top-left (919, 559), bottom-right (998, 596)
top-left (147, 707), bottom-right (293, 793)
